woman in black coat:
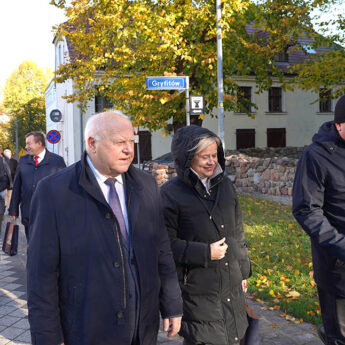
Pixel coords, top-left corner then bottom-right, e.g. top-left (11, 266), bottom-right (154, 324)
top-left (161, 125), bottom-right (251, 345)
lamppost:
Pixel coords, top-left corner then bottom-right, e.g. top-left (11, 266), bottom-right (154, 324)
top-left (216, 0), bottom-right (225, 148)
top-left (8, 114), bottom-right (19, 157)
top-left (134, 126), bottom-right (140, 169)
top-left (14, 120), bottom-right (18, 156)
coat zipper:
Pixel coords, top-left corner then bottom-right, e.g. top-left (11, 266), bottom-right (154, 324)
top-left (115, 223), bottom-right (126, 309)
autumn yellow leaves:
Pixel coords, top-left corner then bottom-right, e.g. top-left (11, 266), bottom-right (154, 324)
top-left (239, 195), bottom-right (321, 325)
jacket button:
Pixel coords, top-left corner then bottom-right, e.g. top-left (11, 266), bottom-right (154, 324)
top-left (105, 213), bottom-right (111, 219)
top-left (227, 298), bottom-right (231, 302)
top-left (221, 225), bottom-right (224, 228)
top-left (114, 261), bottom-right (120, 268)
top-left (235, 337), bottom-right (238, 341)
top-left (225, 262), bottom-right (228, 266)
top-left (117, 311), bottom-right (123, 318)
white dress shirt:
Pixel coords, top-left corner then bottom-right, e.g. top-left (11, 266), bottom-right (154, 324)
top-left (34, 149), bottom-right (46, 164)
top-left (86, 155), bottom-right (129, 233)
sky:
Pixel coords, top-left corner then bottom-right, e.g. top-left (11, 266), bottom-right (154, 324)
top-left (0, 0), bottom-right (66, 98)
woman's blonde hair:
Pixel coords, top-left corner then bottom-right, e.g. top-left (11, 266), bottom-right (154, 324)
top-left (190, 136), bottom-right (220, 155)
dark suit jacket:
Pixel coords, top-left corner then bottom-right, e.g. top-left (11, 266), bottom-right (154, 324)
top-left (27, 152), bottom-right (182, 345)
top-left (8, 158), bottom-right (18, 182)
top-left (9, 150), bottom-right (66, 226)
top-left (0, 155), bottom-right (11, 192)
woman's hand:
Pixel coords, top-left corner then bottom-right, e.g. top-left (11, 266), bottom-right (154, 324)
top-left (242, 279), bottom-right (248, 293)
top-left (210, 237), bottom-right (228, 260)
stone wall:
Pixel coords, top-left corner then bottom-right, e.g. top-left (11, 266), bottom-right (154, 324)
top-left (225, 154), bottom-right (297, 197)
top-left (151, 163), bottom-right (176, 186)
top-left (150, 147), bottom-right (304, 197)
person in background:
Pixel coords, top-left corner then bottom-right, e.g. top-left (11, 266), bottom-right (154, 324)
top-left (161, 125), bottom-right (251, 345)
top-left (9, 131), bottom-right (66, 241)
top-left (3, 149), bottom-right (17, 209)
top-left (293, 95), bottom-right (345, 345)
top-left (0, 145), bottom-right (12, 233)
top-left (27, 112), bottom-right (182, 345)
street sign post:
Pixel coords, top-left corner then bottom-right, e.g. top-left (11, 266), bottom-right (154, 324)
top-left (18, 148), bottom-right (26, 158)
top-left (146, 76), bottom-right (190, 125)
top-left (50, 109), bottom-right (62, 123)
top-left (146, 76), bottom-right (187, 90)
top-left (46, 130), bottom-right (61, 144)
top-left (190, 95), bottom-right (204, 115)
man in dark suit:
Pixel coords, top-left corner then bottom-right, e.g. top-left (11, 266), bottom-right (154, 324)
top-left (9, 131), bottom-right (66, 240)
top-left (27, 112), bottom-right (182, 345)
top-left (0, 145), bottom-right (12, 232)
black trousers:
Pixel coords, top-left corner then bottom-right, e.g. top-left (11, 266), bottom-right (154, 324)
top-left (183, 339), bottom-right (241, 345)
top-left (318, 286), bottom-right (345, 345)
top-left (24, 225), bottom-right (29, 241)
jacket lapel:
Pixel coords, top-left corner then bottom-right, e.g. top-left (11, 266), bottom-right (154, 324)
top-left (124, 166), bottom-right (143, 236)
top-left (78, 152), bottom-right (109, 208)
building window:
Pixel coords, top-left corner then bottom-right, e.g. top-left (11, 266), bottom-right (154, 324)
top-left (268, 87), bottom-right (282, 112)
top-left (95, 95), bottom-right (113, 113)
top-left (267, 128), bottom-right (286, 147)
top-left (276, 50), bottom-right (289, 63)
top-left (319, 89), bottom-right (332, 112)
top-left (236, 129), bottom-right (255, 149)
top-left (237, 87), bottom-right (252, 113)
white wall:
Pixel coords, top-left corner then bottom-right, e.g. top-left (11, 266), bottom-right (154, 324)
top-left (202, 79), bottom-right (335, 150)
top-left (151, 130), bottom-right (172, 158)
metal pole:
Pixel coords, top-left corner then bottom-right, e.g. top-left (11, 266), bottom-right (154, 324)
top-left (136, 128), bottom-right (141, 169)
top-left (15, 121), bottom-right (19, 156)
top-left (186, 76), bottom-right (190, 126)
top-left (216, 0), bottom-right (225, 148)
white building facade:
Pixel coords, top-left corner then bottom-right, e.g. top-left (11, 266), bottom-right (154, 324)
top-left (45, 34), bottom-right (338, 166)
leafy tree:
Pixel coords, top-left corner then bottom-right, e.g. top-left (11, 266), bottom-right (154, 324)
top-left (1, 61), bottom-right (52, 148)
top-left (51, 0), bottom-right (343, 131)
top-left (291, 10), bottom-right (345, 98)
top-left (0, 116), bottom-right (12, 151)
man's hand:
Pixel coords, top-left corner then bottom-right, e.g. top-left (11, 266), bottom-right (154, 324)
top-left (163, 316), bottom-right (182, 337)
top-left (11, 216), bottom-right (17, 221)
top-left (210, 237), bottom-right (228, 260)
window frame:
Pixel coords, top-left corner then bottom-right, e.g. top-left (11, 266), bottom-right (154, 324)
top-left (268, 87), bottom-right (283, 113)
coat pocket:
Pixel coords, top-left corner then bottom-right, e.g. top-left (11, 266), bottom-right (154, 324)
top-left (184, 266), bottom-right (220, 295)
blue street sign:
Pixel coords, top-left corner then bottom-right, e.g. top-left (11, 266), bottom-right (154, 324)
top-left (146, 76), bottom-right (187, 90)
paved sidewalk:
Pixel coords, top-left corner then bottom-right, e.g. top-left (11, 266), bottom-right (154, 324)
top-left (0, 216), bottom-right (323, 345)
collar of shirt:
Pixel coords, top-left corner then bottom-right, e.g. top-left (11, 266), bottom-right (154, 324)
top-left (190, 167), bottom-right (210, 192)
top-left (86, 155), bottom-right (129, 230)
top-left (35, 149), bottom-right (46, 164)
top-left (190, 163), bottom-right (223, 193)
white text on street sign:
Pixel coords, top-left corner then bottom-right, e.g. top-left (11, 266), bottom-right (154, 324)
top-left (146, 76), bottom-right (187, 90)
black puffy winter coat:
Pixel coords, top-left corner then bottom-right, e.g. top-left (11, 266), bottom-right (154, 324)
top-left (293, 121), bottom-right (345, 297)
top-left (161, 125), bottom-right (251, 345)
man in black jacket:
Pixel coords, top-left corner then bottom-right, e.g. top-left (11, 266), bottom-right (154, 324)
top-left (0, 145), bottom-right (12, 233)
top-left (3, 149), bottom-right (17, 208)
top-left (27, 112), bottom-right (182, 345)
top-left (293, 95), bottom-right (345, 345)
top-left (9, 131), bottom-right (66, 240)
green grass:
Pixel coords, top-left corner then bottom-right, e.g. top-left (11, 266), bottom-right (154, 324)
top-left (239, 195), bottom-right (322, 325)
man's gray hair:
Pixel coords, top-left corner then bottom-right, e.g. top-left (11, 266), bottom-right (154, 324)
top-left (84, 111), bottom-right (129, 146)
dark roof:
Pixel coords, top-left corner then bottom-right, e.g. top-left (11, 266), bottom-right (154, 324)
top-left (245, 24), bottom-right (335, 72)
